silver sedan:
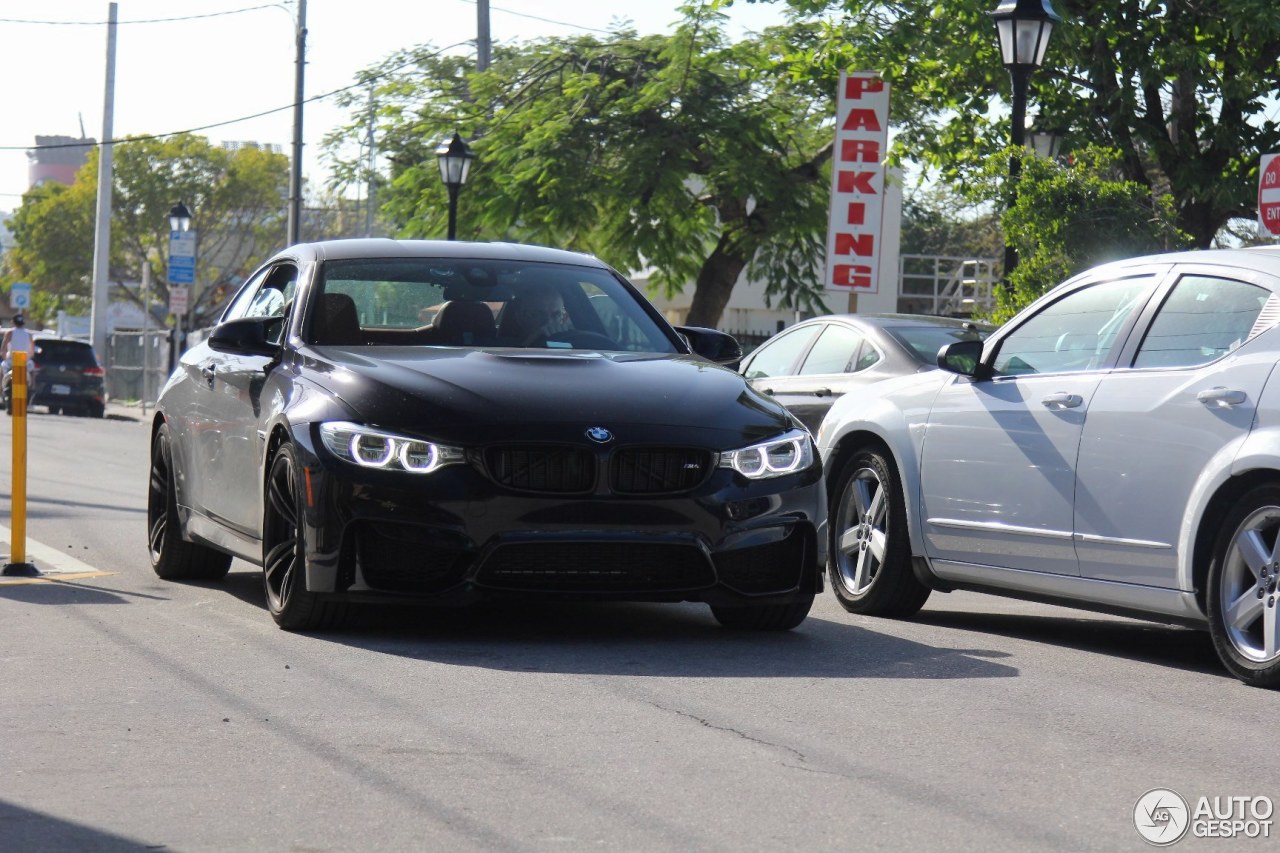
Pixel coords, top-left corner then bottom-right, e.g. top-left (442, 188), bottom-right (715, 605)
top-left (817, 247), bottom-right (1280, 687)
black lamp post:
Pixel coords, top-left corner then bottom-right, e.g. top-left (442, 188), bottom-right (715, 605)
top-left (991, 0), bottom-right (1061, 281)
top-left (167, 202), bottom-right (194, 364)
top-left (435, 132), bottom-right (475, 241)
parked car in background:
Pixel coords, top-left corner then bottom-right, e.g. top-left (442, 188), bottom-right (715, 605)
top-left (818, 247), bottom-right (1280, 687)
top-left (3, 336), bottom-right (105, 418)
top-left (149, 239), bottom-right (824, 632)
top-left (739, 314), bottom-right (994, 434)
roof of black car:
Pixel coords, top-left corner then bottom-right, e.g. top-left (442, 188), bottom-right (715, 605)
top-left (289, 238), bottom-right (608, 268)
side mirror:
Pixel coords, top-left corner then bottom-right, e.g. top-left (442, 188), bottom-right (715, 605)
top-left (675, 325), bottom-right (744, 370)
top-left (937, 339), bottom-right (986, 378)
top-left (208, 316), bottom-right (281, 358)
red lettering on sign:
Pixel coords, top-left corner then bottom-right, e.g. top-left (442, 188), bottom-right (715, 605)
top-left (838, 140), bottom-right (881, 164)
top-left (843, 76), bottom-right (885, 100)
top-left (834, 233), bottom-right (875, 257)
top-left (833, 264), bottom-right (874, 289)
top-left (845, 202), bottom-right (866, 226)
top-left (841, 109), bottom-right (883, 133)
top-left (835, 170), bottom-right (877, 194)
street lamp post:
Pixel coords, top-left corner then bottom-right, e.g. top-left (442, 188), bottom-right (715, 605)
top-left (990, 0), bottom-right (1061, 282)
top-left (435, 132), bottom-right (475, 241)
top-left (167, 202), bottom-right (194, 368)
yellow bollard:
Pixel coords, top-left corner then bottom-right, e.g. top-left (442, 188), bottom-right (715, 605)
top-left (3, 349), bottom-right (38, 576)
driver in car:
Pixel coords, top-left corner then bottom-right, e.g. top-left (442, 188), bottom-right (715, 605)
top-left (512, 285), bottom-right (573, 346)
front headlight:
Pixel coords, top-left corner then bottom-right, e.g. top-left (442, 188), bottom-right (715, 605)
top-left (319, 421), bottom-right (465, 474)
top-left (718, 429), bottom-right (815, 480)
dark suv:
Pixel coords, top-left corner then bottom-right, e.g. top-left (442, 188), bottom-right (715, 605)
top-left (4, 337), bottom-right (106, 418)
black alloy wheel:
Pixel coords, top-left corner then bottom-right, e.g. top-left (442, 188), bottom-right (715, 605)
top-left (710, 598), bottom-right (814, 631)
top-left (147, 422), bottom-right (232, 580)
top-left (262, 444), bottom-right (346, 630)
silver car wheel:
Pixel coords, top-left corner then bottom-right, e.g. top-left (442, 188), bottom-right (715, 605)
top-left (1220, 504), bottom-right (1280, 664)
top-left (834, 464), bottom-right (889, 596)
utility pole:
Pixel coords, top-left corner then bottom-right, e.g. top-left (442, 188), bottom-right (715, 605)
top-left (89, 2), bottom-right (118, 363)
top-left (365, 85), bottom-right (376, 237)
top-left (477, 0), bottom-right (491, 72)
top-left (287, 0), bottom-right (307, 246)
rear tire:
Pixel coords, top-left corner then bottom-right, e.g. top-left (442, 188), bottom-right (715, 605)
top-left (263, 444), bottom-right (347, 631)
top-left (828, 447), bottom-right (929, 617)
top-left (1207, 485), bottom-right (1280, 688)
top-left (710, 597), bottom-right (813, 631)
top-left (148, 423), bottom-right (232, 580)
top-left (87, 402), bottom-right (105, 418)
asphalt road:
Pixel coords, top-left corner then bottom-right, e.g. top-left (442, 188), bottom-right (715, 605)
top-left (1, 404), bottom-right (1276, 852)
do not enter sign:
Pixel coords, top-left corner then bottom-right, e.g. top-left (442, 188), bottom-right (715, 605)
top-left (1261, 154), bottom-right (1280, 236)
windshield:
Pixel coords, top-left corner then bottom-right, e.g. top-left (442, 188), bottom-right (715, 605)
top-left (311, 258), bottom-right (679, 354)
top-left (886, 324), bottom-right (992, 364)
top-left (33, 340), bottom-right (98, 367)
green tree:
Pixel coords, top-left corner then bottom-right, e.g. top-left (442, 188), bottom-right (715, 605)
top-left (3, 134), bottom-right (289, 325)
top-left (327, 5), bottom-right (836, 326)
top-left (975, 146), bottom-right (1189, 321)
top-left (780, 0), bottom-right (1280, 248)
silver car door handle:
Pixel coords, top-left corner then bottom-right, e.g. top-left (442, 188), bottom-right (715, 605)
top-left (813, 388), bottom-right (832, 398)
top-left (761, 388), bottom-right (775, 396)
top-left (1197, 387), bottom-right (1247, 407)
top-left (201, 364), bottom-right (216, 386)
top-left (1041, 392), bottom-right (1083, 409)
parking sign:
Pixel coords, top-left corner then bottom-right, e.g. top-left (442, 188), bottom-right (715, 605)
top-left (9, 281), bottom-right (31, 310)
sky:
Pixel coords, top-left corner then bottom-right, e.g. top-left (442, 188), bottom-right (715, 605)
top-left (0, 0), bottom-right (789, 213)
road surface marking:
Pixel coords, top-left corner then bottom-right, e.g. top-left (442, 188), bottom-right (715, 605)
top-left (0, 521), bottom-right (115, 584)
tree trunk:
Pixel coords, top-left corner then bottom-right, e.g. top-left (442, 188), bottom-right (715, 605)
top-left (1178, 199), bottom-right (1219, 249)
top-left (684, 234), bottom-right (748, 328)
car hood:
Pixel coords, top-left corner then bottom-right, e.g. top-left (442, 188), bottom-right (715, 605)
top-left (304, 346), bottom-right (794, 447)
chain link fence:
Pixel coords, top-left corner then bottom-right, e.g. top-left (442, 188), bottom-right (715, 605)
top-left (105, 329), bottom-right (173, 406)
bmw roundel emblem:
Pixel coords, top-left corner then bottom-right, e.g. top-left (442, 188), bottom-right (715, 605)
top-left (586, 426), bottom-right (613, 444)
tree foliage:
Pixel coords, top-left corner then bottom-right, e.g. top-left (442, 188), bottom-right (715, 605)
top-left (981, 146), bottom-right (1190, 321)
top-left (3, 134), bottom-right (289, 324)
top-left (326, 4), bottom-right (836, 326)
top-left (778, 0), bottom-right (1280, 249)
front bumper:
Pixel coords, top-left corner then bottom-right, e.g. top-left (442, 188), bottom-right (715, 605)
top-left (289, 424), bottom-right (826, 606)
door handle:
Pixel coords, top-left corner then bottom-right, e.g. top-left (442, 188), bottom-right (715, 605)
top-left (1197, 387), bottom-right (1247, 407)
top-left (761, 388), bottom-right (775, 396)
top-left (813, 388), bottom-right (832, 398)
top-left (201, 364), bottom-right (216, 386)
top-left (1041, 392), bottom-right (1083, 409)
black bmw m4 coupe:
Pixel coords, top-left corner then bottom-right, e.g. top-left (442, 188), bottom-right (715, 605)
top-left (148, 240), bottom-right (825, 630)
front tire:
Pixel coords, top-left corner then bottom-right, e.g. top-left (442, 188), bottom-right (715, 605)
top-left (147, 423), bottom-right (232, 580)
top-left (1207, 485), bottom-right (1280, 688)
top-left (710, 597), bottom-right (814, 631)
top-left (263, 444), bottom-right (346, 630)
top-left (828, 447), bottom-right (929, 617)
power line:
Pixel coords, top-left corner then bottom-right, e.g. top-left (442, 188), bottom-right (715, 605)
top-left (0, 3), bottom-right (285, 26)
top-left (0, 41), bottom-right (474, 153)
top-left (450, 0), bottom-right (616, 35)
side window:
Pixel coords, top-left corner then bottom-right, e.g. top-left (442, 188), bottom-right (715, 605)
top-left (853, 342), bottom-right (882, 372)
top-left (992, 278), bottom-right (1153, 376)
top-left (221, 266), bottom-right (273, 322)
top-left (222, 264), bottom-right (298, 346)
top-left (798, 325), bottom-right (864, 375)
top-left (742, 325), bottom-right (822, 379)
top-left (244, 266), bottom-right (298, 320)
top-left (1133, 276), bottom-right (1271, 369)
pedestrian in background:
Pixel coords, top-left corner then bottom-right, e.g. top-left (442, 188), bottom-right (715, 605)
top-left (1, 314), bottom-right (34, 372)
